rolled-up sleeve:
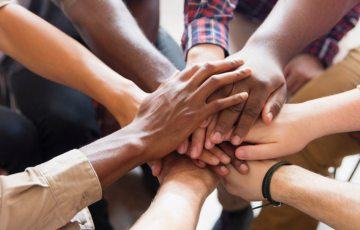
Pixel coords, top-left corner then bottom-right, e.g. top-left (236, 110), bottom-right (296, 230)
top-left (182, 0), bottom-right (238, 59)
top-left (302, 4), bottom-right (360, 67)
top-left (0, 149), bottom-right (102, 230)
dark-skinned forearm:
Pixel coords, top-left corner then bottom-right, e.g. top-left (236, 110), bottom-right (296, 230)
top-left (126, 0), bottom-right (159, 44)
top-left (51, 0), bottom-right (176, 92)
top-left (80, 122), bottom-right (147, 189)
top-left (244, 0), bottom-right (360, 68)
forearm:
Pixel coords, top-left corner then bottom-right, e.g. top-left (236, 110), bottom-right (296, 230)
top-left (131, 180), bottom-right (207, 230)
top-left (0, 4), bottom-right (142, 126)
top-left (300, 89), bottom-right (360, 139)
top-left (272, 165), bottom-right (360, 230)
top-left (52, 0), bottom-right (176, 92)
top-left (80, 122), bottom-right (147, 189)
top-left (243, 0), bottom-right (360, 68)
top-left (187, 44), bottom-right (226, 65)
top-left (126, 0), bottom-right (160, 44)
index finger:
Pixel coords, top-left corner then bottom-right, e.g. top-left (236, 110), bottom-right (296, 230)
top-left (230, 90), bottom-right (268, 145)
top-left (190, 59), bottom-right (244, 86)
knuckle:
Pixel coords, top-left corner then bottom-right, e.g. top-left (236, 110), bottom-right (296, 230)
top-left (256, 80), bottom-right (270, 91)
top-left (227, 60), bottom-right (236, 67)
top-left (209, 75), bottom-right (221, 87)
top-left (271, 100), bottom-right (283, 115)
top-left (203, 62), bottom-right (216, 72)
top-left (212, 100), bottom-right (224, 111)
top-left (189, 63), bottom-right (200, 71)
top-left (226, 103), bottom-right (243, 114)
top-left (244, 106), bottom-right (260, 118)
top-left (215, 84), bottom-right (233, 97)
top-left (216, 120), bottom-right (231, 132)
top-left (235, 72), bottom-right (242, 79)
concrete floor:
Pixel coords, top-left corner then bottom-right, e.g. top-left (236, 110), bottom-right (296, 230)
top-left (103, 1), bottom-right (360, 230)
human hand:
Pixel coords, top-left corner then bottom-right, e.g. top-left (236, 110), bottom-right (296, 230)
top-left (221, 159), bottom-right (279, 201)
top-left (284, 54), bottom-right (324, 96)
top-left (177, 44), bottom-right (229, 164)
top-left (205, 47), bottom-right (287, 149)
top-left (150, 144), bottom-right (245, 178)
top-left (235, 103), bottom-right (317, 160)
top-left (157, 152), bottom-right (219, 197)
top-left (131, 59), bottom-right (250, 161)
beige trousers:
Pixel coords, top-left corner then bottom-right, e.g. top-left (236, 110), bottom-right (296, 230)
top-left (218, 12), bottom-right (360, 230)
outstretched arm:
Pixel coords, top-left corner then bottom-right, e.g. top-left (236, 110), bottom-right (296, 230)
top-left (236, 88), bottom-right (360, 160)
top-left (51, 0), bottom-right (177, 92)
top-left (221, 159), bottom-right (360, 230)
top-left (0, 3), bottom-right (147, 127)
top-left (0, 60), bottom-right (247, 230)
top-left (131, 153), bottom-right (219, 230)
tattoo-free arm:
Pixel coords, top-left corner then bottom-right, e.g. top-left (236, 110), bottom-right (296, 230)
top-left (245, 0), bottom-right (360, 67)
top-left (272, 165), bottom-right (360, 230)
top-left (130, 180), bottom-right (206, 230)
top-left (0, 4), bottom-right (146, 127)
top-left (237, 89), bottom-right (360, 160)
top-left (51, 0), bottom-right (176, 92)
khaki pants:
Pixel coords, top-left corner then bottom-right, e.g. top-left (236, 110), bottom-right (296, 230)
top-left (219, 12), bottom-right (360, 230)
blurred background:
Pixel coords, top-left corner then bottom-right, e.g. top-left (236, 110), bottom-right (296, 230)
top-left (103, 1), bottom-right (360, 230)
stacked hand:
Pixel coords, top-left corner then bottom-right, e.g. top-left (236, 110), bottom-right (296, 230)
top-left (130, 58), bottom-right (250, 162)
top-left (176, 46), bottom-right (287, 174)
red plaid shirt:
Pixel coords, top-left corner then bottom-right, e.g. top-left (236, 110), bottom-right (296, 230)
top-left (182, 0), bottom-right (360, 67)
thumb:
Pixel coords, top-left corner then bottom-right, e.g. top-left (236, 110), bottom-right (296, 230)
top-left (235, 143), bottom-right (283, 160)
top-left (262, 85), bottom-right (286, 125)
top-left (148, 159), bottom-right (163, 177)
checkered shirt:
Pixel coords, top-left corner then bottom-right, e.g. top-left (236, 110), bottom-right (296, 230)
top-left (182, 0), bottom-right (360, 67)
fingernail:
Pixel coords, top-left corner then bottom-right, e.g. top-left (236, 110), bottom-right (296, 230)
top-left (201, 118), bottom-right (208, 127)
top-left (199, 160), bottom-right (206, 167)
top-left (231, 135), bottom-right (241, 145)
top-left (220, 166), bottom-right (228, 173)
top-left (178, 143), bottom-right (185, 154)
top-left (212, 132), bottom-right (222, 143)
top-left (222, 155), bottom-right (231, 164)
top-left (235, 59), bottom-right (244, 64)
top-left (240, 92), bottom-right (248, 99)
top-left (205, 139), bottom-right (212, 149)
top-left (151, 165), bottom-right (155, 173)
top-left (240, 164), bottom-right (248, 172)
top-left (190, 147), bottom-right (198, 158)
top-left (212, 156), bottom-right (220, 164)
top-left (238, 149), bottom-right (245, 159)
top-left (267, 112), bottom-right (273, 123)
top-left (240, 68), bottom-right (251, 74)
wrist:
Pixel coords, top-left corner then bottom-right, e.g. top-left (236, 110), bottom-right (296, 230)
top-left (102, 77), bottom-right (148, 127)
top-left (269, 165), bottom-right (297, 204)
top-left (160, 179), bottom-right (208, 204)
top-left (241, 40), bottom-right (287, 69)
top-left (187, 44), bottom-right (225, 65)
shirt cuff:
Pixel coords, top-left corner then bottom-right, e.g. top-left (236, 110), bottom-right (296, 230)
top-left (301, 38), bottom-right (339, 68)
top-left (34, 149), bottom-right (102, 222)
top-left (182, 18), bottom-right (229, 60)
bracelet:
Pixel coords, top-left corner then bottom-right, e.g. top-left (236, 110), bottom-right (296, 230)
top-left (253, 161), bottom-right (292, 210)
